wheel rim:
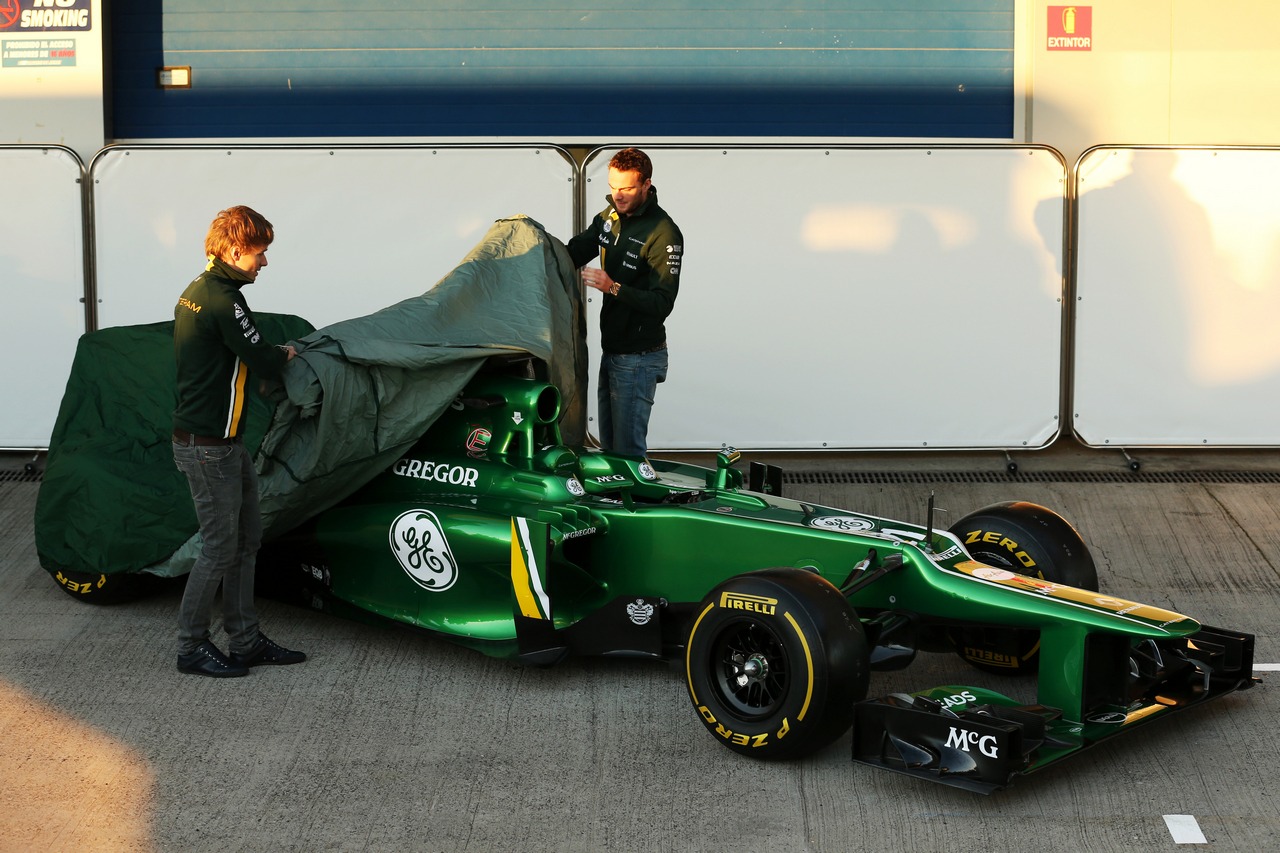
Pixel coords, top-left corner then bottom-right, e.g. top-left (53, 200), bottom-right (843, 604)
top-left (709, 619), bottom-right (789, 719)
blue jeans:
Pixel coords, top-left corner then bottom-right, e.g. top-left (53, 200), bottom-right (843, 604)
top-left (597, 348), bottom-right (668, 457)
top-left (173, 440), bottom-right (261, 655)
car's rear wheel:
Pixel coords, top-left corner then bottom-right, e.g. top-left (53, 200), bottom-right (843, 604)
top-left (947, 501), bottom-right (1098, 676)
top-left (685, 567), bottom-right (869, 760)
top-left (50, 568), bottom-right (168, 605)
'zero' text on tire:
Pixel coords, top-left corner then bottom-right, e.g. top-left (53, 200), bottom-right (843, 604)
top-left (948, 501), bottom-right (1098, 676)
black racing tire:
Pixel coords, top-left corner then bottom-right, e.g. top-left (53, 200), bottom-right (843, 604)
top-left (50, 567), bottom-right (169, 605)
top-left (685, 567), bottom-right (870, 760)
top-left (947, 501), bottom-right (1098, 676)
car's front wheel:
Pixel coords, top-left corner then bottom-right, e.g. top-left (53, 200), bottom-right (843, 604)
top-left (947, 501), bottom-right (1099, 676)
top-left (685, 567), bottom-right (869, 760)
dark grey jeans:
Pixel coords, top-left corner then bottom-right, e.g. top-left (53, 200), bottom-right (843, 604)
top-left (173, 440), bottom-right (261, 655)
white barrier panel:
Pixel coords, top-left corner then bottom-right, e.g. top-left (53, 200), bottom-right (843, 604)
top-left (0, 146), bottom-right (85, 450)
top-left (583, 146), bottom-right (1068, 451)
top-left (1074, 147), bottom-right (1280, 447)
top-left (90, 145), bottom-right (576, 330)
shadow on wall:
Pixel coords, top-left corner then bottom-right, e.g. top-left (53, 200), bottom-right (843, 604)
top-left (1071, 147), bottom-right (1280, 444)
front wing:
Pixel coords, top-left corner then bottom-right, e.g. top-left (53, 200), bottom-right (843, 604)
top-left (851, 625), bottom-right (1257, 793)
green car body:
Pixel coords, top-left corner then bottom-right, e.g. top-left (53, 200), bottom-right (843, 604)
top-left (261, 367), bottom-right (1256, 792)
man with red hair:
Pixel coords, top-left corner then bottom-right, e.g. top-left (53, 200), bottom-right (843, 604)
top-left (172, 205), bottom-right (305, 677)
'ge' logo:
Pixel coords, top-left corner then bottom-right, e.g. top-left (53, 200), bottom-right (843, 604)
top-left (389, 509), bottom-right (459, 592)
top-left (809, 515), bottom-right (875, 533)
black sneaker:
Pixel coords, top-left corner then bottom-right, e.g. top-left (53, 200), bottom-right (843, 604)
top-left (177, 640), bottom-right (249, 678)
top-left (230, 633), bottom-right (306, 667)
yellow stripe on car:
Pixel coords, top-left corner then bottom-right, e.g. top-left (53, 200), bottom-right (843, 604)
top-left (510, 517), bottom-right (550, 620)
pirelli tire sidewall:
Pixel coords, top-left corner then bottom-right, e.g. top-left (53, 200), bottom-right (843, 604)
top-left (947, 501), bottom-right (1100, 676)
top-left (685, 567), bottom-right (869, 761)
top-left (50, 567), bottom-right (167, 605)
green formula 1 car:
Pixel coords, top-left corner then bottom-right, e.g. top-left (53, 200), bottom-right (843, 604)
top-left (255, 358), bottom-right (1257, 793)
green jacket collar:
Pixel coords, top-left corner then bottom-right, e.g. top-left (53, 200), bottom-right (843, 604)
top-left (205, 255), bottom-right (254, 286)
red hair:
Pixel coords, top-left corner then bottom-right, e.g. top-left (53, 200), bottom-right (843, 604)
top-left (204, 205), bottom-right (274, 259)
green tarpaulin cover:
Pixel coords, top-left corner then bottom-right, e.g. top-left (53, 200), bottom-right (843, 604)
top-left (36, 216), bottom-right (586, 578)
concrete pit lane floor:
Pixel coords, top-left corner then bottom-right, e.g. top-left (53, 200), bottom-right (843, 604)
top-left (1, 442), bottom-right (1277, 852)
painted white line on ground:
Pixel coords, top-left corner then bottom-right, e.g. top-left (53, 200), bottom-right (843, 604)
top-left (1164, 815), bottom-right (1207, 844)
top-left (1253, 663), bottom-right (1280, 672)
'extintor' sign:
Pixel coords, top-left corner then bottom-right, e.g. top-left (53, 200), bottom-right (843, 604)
top-left (1047, 6), bottom-right (1092, 51)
